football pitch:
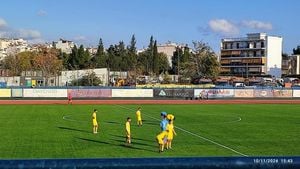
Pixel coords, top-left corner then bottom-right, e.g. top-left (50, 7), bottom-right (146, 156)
top-left (0, 104), bottom-right (299, 158)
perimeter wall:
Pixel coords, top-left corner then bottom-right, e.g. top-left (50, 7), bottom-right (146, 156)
top-left (0, 88), bottom-right (299, 99)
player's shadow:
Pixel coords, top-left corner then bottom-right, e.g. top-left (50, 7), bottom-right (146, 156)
top-left (119, 144), bottom-right (157, 153)
top-left (110, 138), bottom-right (156, 149)
top-left (104, 121), bottom-right (122, 125)
top-left (76, 137), bottom-right (111, 145)
top-left (142, 120), bottom-right (158, 126)
top-left (58, 126), bottom-right (90, 134)
top-left (110, 134), bottom-right (153, 143)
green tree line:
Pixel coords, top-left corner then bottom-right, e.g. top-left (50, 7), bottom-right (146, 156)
top-left (1, 35), bottom-right (220, 83)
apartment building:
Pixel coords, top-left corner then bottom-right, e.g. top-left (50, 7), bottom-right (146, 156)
top-left (0, 38), bottom-right (29, 60)
top-left (52, 39), bottom-right (75, 54)
top-left (157, 42), bottom-right (177, 66)
top-left (220, 33), bottom-right (283, 77)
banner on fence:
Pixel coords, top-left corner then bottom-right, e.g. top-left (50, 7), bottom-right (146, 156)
top-left (154, 89), bottom-right (194, 98)
top-left (273, 89), bottom-right (292, 98)
top-left (254, 89), bottom-right (273, 97)
top-left (112, 89), bottom-right (153, 97)
top-left (11, 89), bottom-right (23, 97)
top-left (194, 89), bottom-right (234, 99)
top-left (293, 90), bottom-right (300, 97)
top-left (234, 89), bottom-right (254, 98)
top-left (69, 89), bottom-right (111, 98)
top-left (0, 89), bottom-right (11, 97)
top-left (23, 89), bottom-right (67, 97)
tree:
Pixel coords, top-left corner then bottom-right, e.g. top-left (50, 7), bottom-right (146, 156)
top-left (153, 40), bottom-right (159, 75)
top-left (2, 51), bottom-right (38, 76)
top-left (182, 45), bottom-right (191, 63)
top-left (137, 51), bottom-right (149, 75)
top-left (127, 34), bottom-right (137, 71)
top-left (77, 45), bottom-right (91, 69)
top-left (117, 41), bottom-right (127, 71)
top-left (34, 47), bottom-right (63, 86)
top-left (2, 55), bottom-right (21, 76)
top-left (58, 51), bottom-right (69, 70)
top-left (147, 36), bottom-right (154, 73)
top-left (171, 46), bottom-right (183, 74)
top-left (107, 45), bottom-right (117, 70)
top-left (68, 45), bottom-right (79, 69)
top-left (68, 45), bottom-right (91, 69)
top-left (158, 52), bottom-right (170, 74)
top-left (293, 46), bottom-right (300, 55)
top-left (182, 41), bottom-right (219, 79)
top-left (71, 71), bottom-right (102, 86)
top-left (92, 38), bottom-right (107, 68)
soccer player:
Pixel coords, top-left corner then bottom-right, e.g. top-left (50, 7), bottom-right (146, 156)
top-left (67, 91), bottom-right (72, 105)
top-left (156, 130), bottom-right (168, 153)
top-left (166, 119), bottom-right (177, 149)
top-left (92, 109), bottom-right (98, 134)
top-left (160, 112), bottom-right (168, 131)
top-left (167, 114), bottom-right (175, 122)
top-left (125, 117), bottom-right (131, 145)
top-left (136, 107), bottom-right (142, 126)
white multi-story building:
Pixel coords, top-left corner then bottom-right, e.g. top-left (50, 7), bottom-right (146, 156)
top-left (52, 39), bottom-right (75, 54)
top-left (157, 42), bottom-right (187, 66)
top-left (59, 68), bottom-right (109, 86)
top-left (220, 33), bottom-right (283, 77)
top-left (0, 38), bottom-right (29, 60)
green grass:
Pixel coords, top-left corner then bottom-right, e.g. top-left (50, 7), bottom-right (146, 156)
top-left (0, 104), bottom-right (299, 158)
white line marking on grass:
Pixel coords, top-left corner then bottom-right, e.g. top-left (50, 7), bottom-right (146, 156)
top-left (62, 115), bottom-right (86, 123)
top-left (115, 105), bottom-right (248, 157)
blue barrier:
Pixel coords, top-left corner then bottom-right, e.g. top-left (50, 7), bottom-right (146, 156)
top-left (0, 157), bottom-right (299, 169)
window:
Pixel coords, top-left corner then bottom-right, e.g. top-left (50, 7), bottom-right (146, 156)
top-left (261, 42), bottom-right (265, 48)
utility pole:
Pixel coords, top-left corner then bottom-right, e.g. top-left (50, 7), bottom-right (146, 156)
top-left (177, 48), bottom-right (180, 83)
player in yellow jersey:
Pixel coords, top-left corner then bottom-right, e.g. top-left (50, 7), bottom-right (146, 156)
top-left (166, 119), bottom-right (177, 149)
top-left (136, 107), bottom-right (142, 126)
top-left (167, 114), bottom-right (175, 121)
top-left (92, 109), bottom-right (98, 134)
top-left (156, 130), bottom-right (168, 153)
top-left (125, 117), bottom-right (131, 145)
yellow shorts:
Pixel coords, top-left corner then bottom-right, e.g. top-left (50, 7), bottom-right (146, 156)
top-left (93, 120), bottom-right (98, 126)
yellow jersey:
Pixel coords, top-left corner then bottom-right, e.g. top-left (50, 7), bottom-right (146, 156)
top-left (166, 123), bottom-right (175, 140)
top-left (92, 112), bottom-right (97, 126)
top-left (126, 121), bottom-right (131, 135)
top-left (167, 114), bottom-right (174, 121)
top-left (136, 110), bottom-right (142, 121)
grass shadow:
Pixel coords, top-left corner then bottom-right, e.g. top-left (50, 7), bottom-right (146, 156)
top-left (119, 144), bottom-right (157, 153)
top-left (75, 137), bottom-right (111, 145)
top-left (110, 138), bottom-right (156, 148)
top-left (58, 126), bottom-right (90, 134)
top-left (104, 121), bottom-right (122, 125)
top-left (109, 134), bottom-right (153, 143)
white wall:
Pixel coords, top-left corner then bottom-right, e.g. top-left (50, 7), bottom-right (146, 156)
top-left (0, 76), bottom-right (20, 86)
top-left (60, 68), bottom-right (108, 86)
top-left (266, 36), bottom-right (282, 77)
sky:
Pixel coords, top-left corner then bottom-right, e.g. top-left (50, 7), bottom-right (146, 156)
top-left (0, 0), bottom-right (299, 53)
